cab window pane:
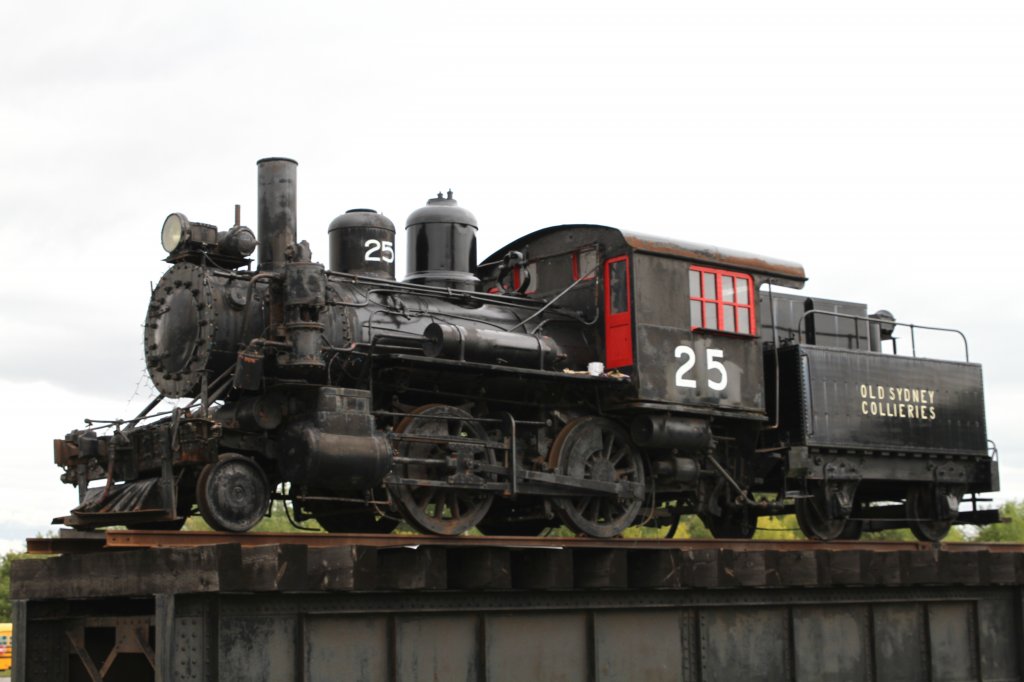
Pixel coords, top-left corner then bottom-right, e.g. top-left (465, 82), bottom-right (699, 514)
top-left (735, 277), bottom-right (749, 304)
top-left (722, 276), bottom-right (735, 302)
top-left (723, 304), bottom-right (736, 332)
top-left (702, 272), bottom-right (715, 299)
top-left (703, 302), bottom-right (718, 329)
top-left (690, 299), bottom-right (702, 326)
top-left (689, 269), bottom-right (700, 296)
top-left (577, 248), bottom-right (599, 280)
top-left (609, 260), bottom-right (628, 314)
top-left (737, 311), bottom-right (750, 334)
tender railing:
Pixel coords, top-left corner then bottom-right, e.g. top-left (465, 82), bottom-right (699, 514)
top-left (795, 309), bottom-right (970, 361)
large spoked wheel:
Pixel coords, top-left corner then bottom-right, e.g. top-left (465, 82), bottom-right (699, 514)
top-left (196, 454), bottom-right (271, 533)
top-left (552, 417), bottom-right (646, 538)
top-left (907, 484), bottom-right (960, 542)
top-left (388, 404), bottom-right (495, 536)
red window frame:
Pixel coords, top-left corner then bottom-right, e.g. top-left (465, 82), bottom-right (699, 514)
top-left (689, 266), bottom-right (756, 335)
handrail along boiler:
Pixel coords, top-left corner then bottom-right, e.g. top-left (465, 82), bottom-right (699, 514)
top-left (52, 158), bottom-right (999, 540)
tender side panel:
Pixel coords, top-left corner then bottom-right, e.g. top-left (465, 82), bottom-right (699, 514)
top-left (769, 345), bottom-right (987, 454)
top-left (759, 291), bottom-right (870, 350)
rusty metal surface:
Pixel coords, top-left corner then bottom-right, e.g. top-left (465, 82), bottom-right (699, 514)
top-left (15, 580), bottom-right (1024, 681)
top-left (481, 224), bottom-right (807, 286)
top-left (26, 528), bottom-right (1024, 554)
top-left (621, 229), bottom-right (807, 285)
top-left (13, 534), bottom-right (1024, 681)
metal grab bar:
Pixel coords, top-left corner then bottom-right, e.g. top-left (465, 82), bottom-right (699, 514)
top-left (795, 309), bottom-right (970, 361)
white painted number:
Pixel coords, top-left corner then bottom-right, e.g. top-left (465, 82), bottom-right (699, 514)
top-left (674, 345), bottom-right (729, 391)
top-left (707, 348), bottom-right (727, 391)
top-left (674, 345), bottom-right (697, 388)
top-left (364, 239), bottom-right (395, 263)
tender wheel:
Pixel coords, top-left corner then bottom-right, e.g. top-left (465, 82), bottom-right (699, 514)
top-left (795, 481), bottom-right (859, 541)
top-left (551, 417), bottom-right (646, 538)
top-left (907, 484), bottom-right (961, 542)
top-left (388, 404), bottom-right (495, 536)
top-left (795, 497), bottom-right (851, 541)
top-left (196, 454), bottom-right (271, 533)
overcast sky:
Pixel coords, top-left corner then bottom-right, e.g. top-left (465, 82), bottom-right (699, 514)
top-left (1, 1), bottom-right (1021, 552)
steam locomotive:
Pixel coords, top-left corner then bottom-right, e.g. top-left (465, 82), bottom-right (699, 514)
top-left (53, 157), bottom-right (999, 540)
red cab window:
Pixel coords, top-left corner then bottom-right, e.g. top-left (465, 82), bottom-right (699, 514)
top-left (689, 266), bottom-right (756, 335)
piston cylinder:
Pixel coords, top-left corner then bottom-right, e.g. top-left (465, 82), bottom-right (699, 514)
top-left (631, 415), bottom-right (712, 452)
top-left (300, 427), bottom-right (392, 491)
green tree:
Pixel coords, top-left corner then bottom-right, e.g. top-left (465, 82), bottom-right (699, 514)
top-left (0, 550), bottom-right (32, 622)
top-left (752, 515), bottom-right (802, 540)
top-left (973, 500), bottom-right (1024, 542)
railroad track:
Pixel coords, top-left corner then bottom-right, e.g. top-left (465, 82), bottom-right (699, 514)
top-left (27, 528), bottom-right (1024, 555)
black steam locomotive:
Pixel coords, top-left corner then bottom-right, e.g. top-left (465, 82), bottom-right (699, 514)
top-left (53, 158), bottom-right (999, 540)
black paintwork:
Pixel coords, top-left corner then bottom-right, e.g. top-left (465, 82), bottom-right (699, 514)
top-left (51, 159), bottom-right (999, 540)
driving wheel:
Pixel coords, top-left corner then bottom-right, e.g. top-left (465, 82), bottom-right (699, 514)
top-left (388, 404), bottom-right (495, 536)
top-left (551, 417), bottom-right (646, 538)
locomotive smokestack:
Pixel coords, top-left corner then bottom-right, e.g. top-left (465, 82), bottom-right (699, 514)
top-left (257, 157), bottom-right (298, 270)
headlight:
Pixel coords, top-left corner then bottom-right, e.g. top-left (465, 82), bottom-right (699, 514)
top-left (220, 226), bottom-right (257, 259)
top-left (161, 213), bottom-right (189, 253)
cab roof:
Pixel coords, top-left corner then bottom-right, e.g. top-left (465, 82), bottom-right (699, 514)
top-left (482, 224), bottom-right (806, 289)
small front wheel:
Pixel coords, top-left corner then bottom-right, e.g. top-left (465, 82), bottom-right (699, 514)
top-left (197, 454), bottom-right (271, 533)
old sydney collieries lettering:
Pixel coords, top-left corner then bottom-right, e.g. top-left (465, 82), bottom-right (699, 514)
top-left (859, 384), bottom-right (937, 421)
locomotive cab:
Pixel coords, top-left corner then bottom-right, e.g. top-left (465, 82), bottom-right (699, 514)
top-left (480, 225), bottom-right (807, 419)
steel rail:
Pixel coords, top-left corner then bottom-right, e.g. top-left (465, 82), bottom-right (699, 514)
top-left (25, 529), bottom-right (1024, 555)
